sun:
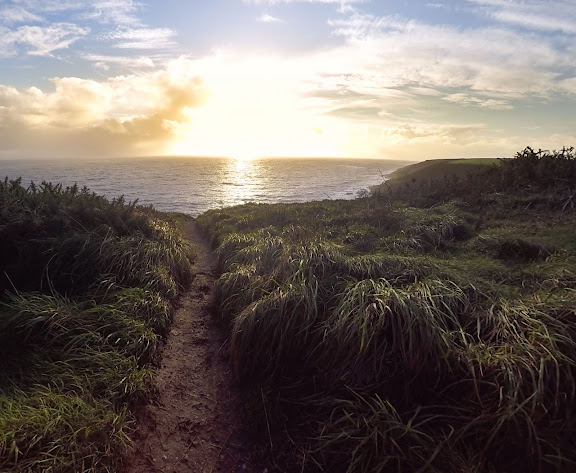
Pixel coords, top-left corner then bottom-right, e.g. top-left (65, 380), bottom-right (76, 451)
top-left (166, 54), bottom-right (352, 159)
top-left (231, 151), bottom-right (254, 162)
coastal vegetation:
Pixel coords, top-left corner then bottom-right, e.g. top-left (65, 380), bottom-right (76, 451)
top-left (1, 147), bottom-right (574, 472)
top-left (0, 180), bottom-right (194, 472)
top-left (198, 147), bottom-right (576, 472)
top-left (374, 156), bottom-right (501, 188)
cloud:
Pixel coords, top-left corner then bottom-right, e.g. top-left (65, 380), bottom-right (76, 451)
top-left (0, 59), bottom-right (210, 157)
top-left (0, 78), bottom-right (112, 127)
top-left (82, 53), bottom-right (155, 69)
top-left (0, 0), bottom-right (574, 160)
top-left (78, 0), bottom-right (141, 27)
top-left (408, 87), bottom-right (442, 97)
top-left (0, 23), bottom-right (89, 57)
top-left (559, 77), bottom-right (576, 95)
top-left (0, 0), bottom-right (176, 60)
top-left (327, 105), bottom-right (388, 120)
top-left (106, 28), bottom-right (177, 49)
top-left (328, 12), bottom-right (396, 40)
top-left (359, 121), bottom-right (531, 160)
top-left (468, 0), bottom-right (576, 34)
top-left (0, 6), bottom-right (43, 24)
top-left (385, 123), bottom-right (486, 145)
top-left (8, 1), bottom-right (81, 13)
top-left (245, 0), bottom-right (364, 3)
top-left (258, 14), bottom-right (283, 23)
top-left (9, 0), bottom-right (141, 26)
top-left (323, 13), bottom-right (569, 96)
top-left (443, 93), bottom-right (513, 110)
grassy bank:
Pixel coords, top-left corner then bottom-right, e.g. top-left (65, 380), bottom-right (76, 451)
top-left (0, 179), bottom-right (194, 472)
top-left (383, 157), bottom-right (501, 182)
top-left (198, 147), bottom-right (576, 473)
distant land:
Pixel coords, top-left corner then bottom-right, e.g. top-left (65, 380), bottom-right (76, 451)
top-left (370, 157), bottom-right (501, 193)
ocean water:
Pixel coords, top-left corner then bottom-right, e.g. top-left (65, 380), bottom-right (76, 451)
top-left (0, 157), bottom-right (409, 216)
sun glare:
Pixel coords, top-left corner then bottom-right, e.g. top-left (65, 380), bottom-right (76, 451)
top-left (167, 54), bottom-right (352, 159)
top-left (232, 152), bottom-right (254, 162)
top-left (234, 155), bottom-right (253, 173)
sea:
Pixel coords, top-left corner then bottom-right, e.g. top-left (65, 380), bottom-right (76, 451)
top-left (0, 157), bottom-right (410, 217)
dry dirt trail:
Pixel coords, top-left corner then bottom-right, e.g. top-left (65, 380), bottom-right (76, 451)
top-left (124, 219), bottom-right (259, 473)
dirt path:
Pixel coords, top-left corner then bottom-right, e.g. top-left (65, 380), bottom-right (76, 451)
top-left (124, 220), bottom-right (257, 473)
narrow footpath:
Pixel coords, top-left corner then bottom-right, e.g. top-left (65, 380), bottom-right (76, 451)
top-left (125, 220), bottom-right (256, 473)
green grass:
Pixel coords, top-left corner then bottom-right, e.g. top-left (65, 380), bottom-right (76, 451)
top-left (0, 179), bottom-right (194, 472)
top-left (450, 158), bottom-right (501, 166)
top-left (0, 390), bottom-right (130, 473)
top-left (198, 147), bottom-right (576, 473)
top-left (379, 157), bottom-right (501, 188)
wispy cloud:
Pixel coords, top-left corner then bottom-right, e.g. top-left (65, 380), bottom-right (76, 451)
top-left (0, 23), bottom-right (89, 57)
top-left (328, 12), bottom-right (396, 40)
top-left (324, 13), bottom-right (570, 96)
top-left (559, 77), bottom-right (576, 95)
top-left (468, 0), bottom-right (576, 34)
top-left (0, 0), bottom-right (176, 60)
top-left (0, 6), bottom-right (43, 24)
top-left (8, 1), bottom-right (82, 14)
top-left (106, 28), bottom-right (177, 49)
top-left (443, 93), bottom-right (513, 110)
top-left (8, 0), bottom-right (141, 26)
top-left (79, 0), bottom-right (142, 27)
top-left (82, 53), bottom-right (155, 69)
top-left (245, 0), bottom-right (364, 3)
top-left (386, 123), bottom-right (486, 145)
top-left (258, 14), bottom-right (284, 23)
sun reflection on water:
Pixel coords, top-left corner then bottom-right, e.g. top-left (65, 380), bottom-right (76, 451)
top-left (220, 157), bottom-right (262, 207)
top-left (234, 156), bottom-right (252, 173)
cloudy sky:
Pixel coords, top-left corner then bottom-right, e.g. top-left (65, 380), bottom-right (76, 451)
top-left (0, 0), bottom-right (575, 159)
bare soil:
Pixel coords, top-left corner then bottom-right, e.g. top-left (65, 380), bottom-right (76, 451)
top-left (124, 220), bottom-right (260, 473)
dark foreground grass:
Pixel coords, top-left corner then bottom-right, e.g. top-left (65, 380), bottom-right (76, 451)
top-left (0, 179), bottom-right (194, 472)
top-left (198, 147), bottom-right (576, 473)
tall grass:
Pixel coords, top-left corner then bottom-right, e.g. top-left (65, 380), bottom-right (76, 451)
top-left (230, 276), bottom-right (320, 380)
top-left (325, 278), bottom-right (474, 390)
top-left (0, 179), bottom-right (194, 472)
top-left (198, 147), bottom-right (576, 473)
top-left (0, 389), bottom-right (130, 473)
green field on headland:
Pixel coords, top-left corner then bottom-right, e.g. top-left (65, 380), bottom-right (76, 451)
top-left (0, 180), bottom-right (194, 472)
top-left (373, 157), bottom-right (502, 191)
top-left (198, 147), bottom-right (576, 473)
